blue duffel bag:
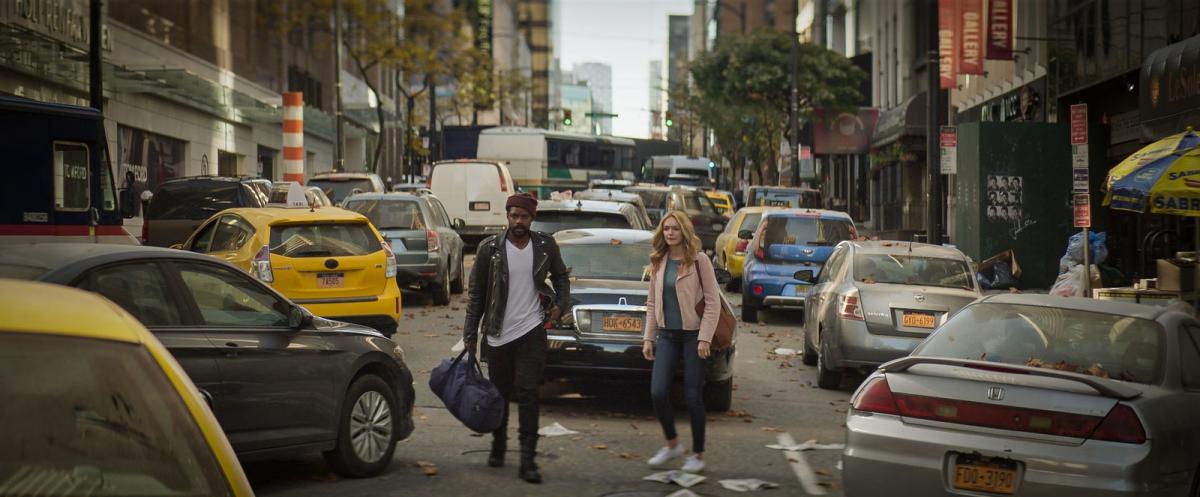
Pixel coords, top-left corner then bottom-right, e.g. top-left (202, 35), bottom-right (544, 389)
top-left (428, 350), bottom-right (505, 433)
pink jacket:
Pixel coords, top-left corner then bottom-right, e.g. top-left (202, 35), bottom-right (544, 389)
top-left (642, 253), bottom-right (722, 343)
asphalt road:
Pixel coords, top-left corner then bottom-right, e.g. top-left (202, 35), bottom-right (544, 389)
top-left (246, 255), bottom-right (863, 497)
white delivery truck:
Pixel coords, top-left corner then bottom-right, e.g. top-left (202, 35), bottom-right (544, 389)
top-left (642, 155), bottom-right (714, 186)
top-left (429, 159), bottom-right (516, 244)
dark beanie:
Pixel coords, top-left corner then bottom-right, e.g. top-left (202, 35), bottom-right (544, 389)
top-left (505, 192), bottom-right (538, 216)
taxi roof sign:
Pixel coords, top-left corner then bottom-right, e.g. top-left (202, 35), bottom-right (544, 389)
top-left (269, 181), bottom-right (310, 208)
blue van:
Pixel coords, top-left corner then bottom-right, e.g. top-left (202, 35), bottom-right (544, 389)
top-left (740, 209), bottom-right (856, 322)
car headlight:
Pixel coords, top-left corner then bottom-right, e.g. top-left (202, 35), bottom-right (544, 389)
top-left (575, 310), bottom-right (591, 332)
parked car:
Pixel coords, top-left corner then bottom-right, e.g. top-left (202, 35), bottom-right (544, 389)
top-left (268, 181), bottom-right (334, 208)
top-left (306, 186), bottom-right (334, 207)
top-left (588, 179), bottom-right (634, 191)
top-left (744, 186), bottom-right (822, 209)
top-left (572, 189), bottom-right (654, 228)
top-left (143, 176), bottom-right (268, 247)
top-left (0, 279), bottom-right (255, 496)
top-left (801, 241), bottom-right (981, 389)
top-left (713, 206), bottom-right (780, 291)
top-left (0, 244), bottom-right (416, 478)
top-left (342, 192), bottom-right (466, 305)
top-left (177, 205), bottom-right (403, 337)
top-left (391, 183), bottom-right (431, 193)
top-left (429, 159), bottom-right (515, 244)
top-left (624, 186), bottom-right (725, 249)
top-left (740, 209), bottom-right (856, 322)
top-left (548, 229), bottom-right (736, 411)
top-left (623, 185), bottom-right (671, 225)
top-left (306, 171), bottom-right (387, 205)
top-left (844, 294), bottom-right (1199, 496)
top-left (666, 173), bottom-right (708, 187)
top-left (531, 199), bottom-right (651, 233)
top-left (703, 190), bottom-right (736, 218)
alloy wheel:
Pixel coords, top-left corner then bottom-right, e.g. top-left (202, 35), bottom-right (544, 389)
top-left (350, 391), bottom-right (393, 463)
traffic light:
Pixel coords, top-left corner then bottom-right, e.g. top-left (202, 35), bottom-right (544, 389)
top-left (563, 109), bottom-right (573, 126)
top-left (708, 160), bottom-right (716, 169)
top-left (665, 111), bottom-right (674, 127)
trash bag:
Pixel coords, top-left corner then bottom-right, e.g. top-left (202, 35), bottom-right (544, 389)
top-left (1050, 264), bottom-right (1101, 297)
top-left (1062, 231), bottom-right (1108, 272)
top-left (992, 261), bottom-right (1018, 288)
top-left (976, 272), bottom-right (993, 290)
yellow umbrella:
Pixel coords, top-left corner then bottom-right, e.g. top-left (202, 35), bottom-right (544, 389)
top-left (1105, 129), bottom-right (1200, 215)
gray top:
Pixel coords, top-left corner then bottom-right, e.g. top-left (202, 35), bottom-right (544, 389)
top-left (662, 259), bottom-right (683, 330)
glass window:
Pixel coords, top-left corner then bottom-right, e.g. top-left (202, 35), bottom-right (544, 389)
top-left (210, 216), bottom-right (255, 252)
top-left (916, 303), bottom-right (1164, 385)
top-left (80, 263), bottom-right (182, 326)
top-left (430, 198), bottom-right (453, 226)
top-left (189, 220), bottom-right (219, 253)
top-left (740, 213), bottom-right (763, 232)
top-left (724, 212), bottom-right (745, 234)
top-left (0, 333), bottom-right (233, 497)
top-left (343, 199), bottom-right (426, 231)
top-left (100, 148), bottom-right (116, 212)
top-left (177, 263), bottom-right (289, 327)
top-left (628, 189), bottom-right (668, 209)
top-left (853, 253), bottom-right (974, 290)
top-left (559, 242), bottom-right (654, 280)
top-left (54, 142), bottom-right (90, 211)
top-left (147, 182), bottom-right (240, 220)
top-left (818, 248), bottom-right (845, 284)
top-left (680, 192), bottom-right (719, 216)
top-left (306, 179), bottom-right (375, 204)
top-left (531, 212), bottom-right (633, 233)
top-left (1181, 326), bottom-right (1200, 391)
top-left (761, 216), bottom-right (854, 248)
top-left (269, 223), bottom-right (382, 258)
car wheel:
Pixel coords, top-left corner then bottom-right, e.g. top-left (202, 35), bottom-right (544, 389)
top-left (432, 265), bottom-right (451, 306)
top-left (450, 253), bottom-right (465, 294)
top-left (802, 328), bottom-right (818, 366)
top-left (324, 375), bottom-right (399, 478)
top-left (740, 296), bottom-right (758, 323)
top-left (703, 378), bottom-right (733, 412)
top-left (816, 331), bottom-right (842, 390)
top-left (725, 275), bottom-right (741, 292)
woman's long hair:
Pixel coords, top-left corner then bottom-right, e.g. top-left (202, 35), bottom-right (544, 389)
top-left (649, 210), bottom-right (702, 272)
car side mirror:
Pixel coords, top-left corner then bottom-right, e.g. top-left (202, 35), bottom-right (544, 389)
top-left (119, 189), bottom-right (136, 219)
top-left (738, 230), bottom-right (753, 240)
top-left (794, 269), bottom-right (815, 283)
top-left (453, 218), bottom-right (466, 230)
top-left (288, 305), bottom-right (312, 330)
top-left (714, 268), bottom-right (732, 285)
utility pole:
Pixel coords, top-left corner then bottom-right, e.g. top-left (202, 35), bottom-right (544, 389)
top-left (428, 73), bottom-right (436, 164)
top-left (88, 0), bottom-right (102, 111)
top-left (789, 31), bottom-right (800, 188)
top-left (333, 0), bottom-right (345, 172)
top-left (925, 33), bottom-right (942, 242)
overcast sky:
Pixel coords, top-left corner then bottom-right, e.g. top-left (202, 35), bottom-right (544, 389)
top-left (558, 0), bottom-right (695, 139)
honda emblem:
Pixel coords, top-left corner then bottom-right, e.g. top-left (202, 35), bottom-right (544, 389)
top-left (986, 386), bottom-right (1005, 401)
top-left (913, 293), bottom-right (926, 302)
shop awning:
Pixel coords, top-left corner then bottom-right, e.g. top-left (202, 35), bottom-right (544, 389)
top-left (871, 92), bottom-right (926, 148)
top-left (1140, 35), bottom-right (1200, 141)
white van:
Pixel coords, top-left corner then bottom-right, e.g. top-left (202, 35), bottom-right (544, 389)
top-left (429, 160), bottom-right (516, 244)
top-left (643, 155), bottom-right (713, 185)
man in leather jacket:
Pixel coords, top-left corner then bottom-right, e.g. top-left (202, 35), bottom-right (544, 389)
top-left (464, 192), bottom-right (570, 483)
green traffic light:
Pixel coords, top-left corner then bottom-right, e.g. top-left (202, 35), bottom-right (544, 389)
top-left (665, 119), bottom-right (673, 127)
top-left (564, 118), bottom-right (573, 126)
top-left (708, 161), bottom-right (716, 169)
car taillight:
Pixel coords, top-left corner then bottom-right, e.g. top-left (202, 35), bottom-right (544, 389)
top-left (735, 239), bottom-right (749, 254)
top-left (752, 284), bottom-right (763, 296)
top-left (252, 245), bottom-right (274, 283)
top-left (852, 377), bottom-right (899, 415)
top-left (1091, 404), bottom-right (1146, 444)
top-left (838, 290), bottom-right (864, 321)
top-left (382, 240), bottom-right (398, 278)
top-left (427, 229), bottom-right (441, 252)
top-left (755, 246), bottom-right (764, 259)
top-left (140, 222), bottom-right (149, 245)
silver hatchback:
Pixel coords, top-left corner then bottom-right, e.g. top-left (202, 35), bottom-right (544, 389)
top-left (843, 295), bottom-right (1200, 496)
top-left (801, 241), bottom-right (981, 389)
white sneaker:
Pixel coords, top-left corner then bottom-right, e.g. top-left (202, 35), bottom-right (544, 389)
top-left (681, 454), bottom-right (706, 473)
top-left (647, 445), bottom-right (685, 466)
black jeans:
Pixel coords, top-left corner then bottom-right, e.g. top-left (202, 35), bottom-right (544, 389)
top-left (650, 328), bottom-right (706, 454)
top-left (486, 326), bottom-right (547, 448)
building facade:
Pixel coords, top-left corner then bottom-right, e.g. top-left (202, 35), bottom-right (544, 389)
top-left (649, 59), bottom-right (665, 139)
top-left (572, 62), bottom-right (612, 135)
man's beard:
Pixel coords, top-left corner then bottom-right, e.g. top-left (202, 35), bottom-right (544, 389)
top-left (510, 225), bottom-right (529, 237)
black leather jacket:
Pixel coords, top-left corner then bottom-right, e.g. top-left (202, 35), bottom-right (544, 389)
top-left (464, 230), bottom-right (571, 342)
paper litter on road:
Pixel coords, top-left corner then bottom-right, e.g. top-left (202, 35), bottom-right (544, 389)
top-left (537, 422), bottom-right (580, 437)
top-left (773, 347), bottom-right (798, 356)
top-left (719, 478), bottom-right (780, 492)
top-left (644, 470), bottom-right (707, 488)
top-left (766, 439), bottom-right (845, 451)
top-left (666, 490), bottom-right (701, 497)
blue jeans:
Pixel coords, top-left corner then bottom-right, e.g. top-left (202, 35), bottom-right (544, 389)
top-left (650, 328), bottom-right (706, 454)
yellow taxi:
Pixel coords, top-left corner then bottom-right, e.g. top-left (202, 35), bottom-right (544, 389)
top-left (178, 187), bottom-right (402, 336)
top-left (704, 189), bottom-right (736, 218)
top-left (714, 206), bottom-right (781, 289)
top-left (0, 279), bottom-right (254, 497)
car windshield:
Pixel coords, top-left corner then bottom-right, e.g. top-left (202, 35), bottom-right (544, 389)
top-left (916, 303), bottom-right (1164, 384)
top-left (532, 212), bottom-right (633, 233)
top-left (560, 242), bottom-right (653, 280)
top-left (0, 332), bottom-right (233, 496)
top-left (853, 254), bottom-right (974, 290)
top-left (679, 192), bottom-right (719, 216)
top-left (270, 223), bottom-right (382, 257)
top-left (666, 176), bottom-right (705, 187)
top-left (628, 189), bottom-right (668, 208)
top-left (307, 178), bottom-right (374, 203)
top-left (760, 216), bottom-right (853, 247)
top-left (147, 182), bottom-right (240, 220)
top-left (343, 199), bottom-right (426, 231)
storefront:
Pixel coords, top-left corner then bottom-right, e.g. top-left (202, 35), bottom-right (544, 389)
top-left (957, 77), bottom-right (1047, 125)
top-left (869, 92), bottom-right (927, 240)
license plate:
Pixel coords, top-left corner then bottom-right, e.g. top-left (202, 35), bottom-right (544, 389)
top-left (317, 272), bottom-right (344, 288)
top-left (901, 311), bottom-right (936, 329)
top-left (952, 459), bottom-right (1018, 494)
top-left (602, 315), bottom-right (643, 332)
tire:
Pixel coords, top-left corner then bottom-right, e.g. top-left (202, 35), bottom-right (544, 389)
top-left (816, 332), bottom-right (842, 390)
top-left (703, 378), bottom-right (733, 412)
top-left (801, 329), bottom-right (818, 366)
top-left (740, 297), bottom-right (758, 323)
top-left (432, 265), bottom-right (451, 306)
top-left (450, 254), bottom-right (465, 294)
top-left (725, 276), bottom-right (741, 292)
top-left (324, 375), bottom-right (399, 478)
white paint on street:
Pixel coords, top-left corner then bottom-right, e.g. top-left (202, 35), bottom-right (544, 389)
top-left (778, 432), bottom-right (826, 495)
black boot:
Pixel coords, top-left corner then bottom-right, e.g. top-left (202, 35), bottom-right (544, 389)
top-left (488, 436), bottom-right (506, 468)
top-left (518, 439), bottom-right (542, 483)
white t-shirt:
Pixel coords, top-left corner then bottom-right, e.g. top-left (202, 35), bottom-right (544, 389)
top-left (488, 239), bottom-right (545, 347)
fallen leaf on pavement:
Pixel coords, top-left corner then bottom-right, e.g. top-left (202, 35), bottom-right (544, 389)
top-left (743, 418), bottom-right (753, 423)
top-left (630, 423), bottom-right (639, 430)
top-left (815, 469), bottom-right (831, 476)
top-left (763, 393), bottom-right (773, 398)
top-left (416, 461), bottom-right (438, 476)
top-left (761, 426), bottom-right (785, 433)
top-left (570, 436), bottom-right (584, 441)
top-left (423, 334), bottom-right (438, 338)
top-left (591, 444), bottom-right (608, 450)
top-left (724, 409), bottom-right (753, 418)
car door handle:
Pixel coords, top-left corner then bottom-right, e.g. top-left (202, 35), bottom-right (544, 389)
top-left (224, 342), bottom-right (239, 357)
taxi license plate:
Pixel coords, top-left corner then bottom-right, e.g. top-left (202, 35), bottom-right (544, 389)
top-left (952, 458), bottom-right (1018, 494)
top-left (901, 311), bottom-right (936, 329)
top-left (317, 272), bottom-right (344, 288)
top-left (602, 315), bottom-right (643, 332)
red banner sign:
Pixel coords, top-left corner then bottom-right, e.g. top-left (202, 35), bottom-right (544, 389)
top-left (987, 0), bottom-right (1014, 60)
top-left (1070, 104), bottom-right (1088, 145)
top-left (813, 108), bottom-right (880, 155)
top-left (938, 0), bottom-right (958, 89)
top-left (958, 0), bottom-right (984, 74)
top-left (1073, 194), bottom-right (1091, 228)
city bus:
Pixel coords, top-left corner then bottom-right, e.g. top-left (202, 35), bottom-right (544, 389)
top-left (0, 96), bottom-right (137, 244)
top-left (475, 126), bottom-right (637, 198)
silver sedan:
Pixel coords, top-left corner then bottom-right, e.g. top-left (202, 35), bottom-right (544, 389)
top-left (843, 294), bottom-right (1200, 496)
top-left (801, 241), bottom-right (981, 389)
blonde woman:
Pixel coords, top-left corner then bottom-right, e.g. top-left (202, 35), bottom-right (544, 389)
top-left (641, 210), bottom-right (722, 473)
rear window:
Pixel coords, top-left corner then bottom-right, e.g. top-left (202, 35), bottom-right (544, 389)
top-left (628, 189), bottom-right (668, 208)
top-left (916, 303), bottom-right (1163, 384)
top-left (760, 216), bottom-right (853, 247)
top-left (343, 199), bottom-right (426, 231)
top-left (308, 179), bottom-right (376, 203)
top-left (531, 212), bottom-right (632, 233)
top-left (0, 332), bottom-right (233, 496)
top-left (853, 254), bottom-right (973, 290)
top-left (680, 192), bottom-right (719, 216)
top-left (750, 189), bottom-right (821, 208)
top-left (147, 182), bottom-right (241, 220)
top-left (270, 223), bottom-right (382, 258)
